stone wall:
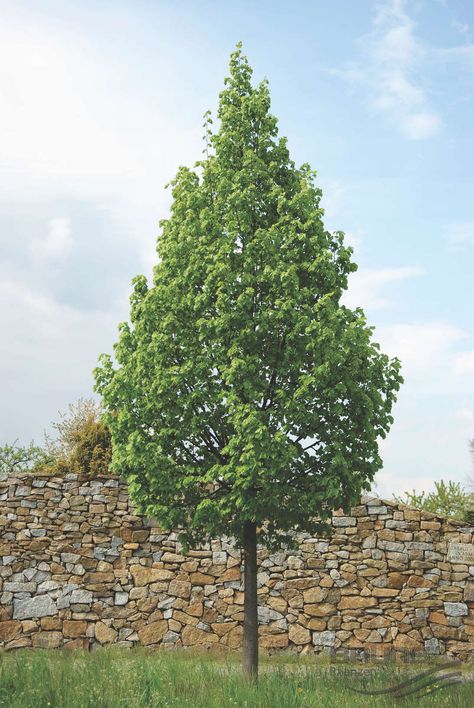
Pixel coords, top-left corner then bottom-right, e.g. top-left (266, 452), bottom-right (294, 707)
top-left (1, 472), bottom-right (474, 659)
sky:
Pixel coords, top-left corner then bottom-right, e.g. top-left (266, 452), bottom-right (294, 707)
top-left (1, 0), bottom-right (473, 498)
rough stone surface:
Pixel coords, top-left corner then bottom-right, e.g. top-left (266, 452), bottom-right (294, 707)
top-left (182, 625), bottom-right (219, 646)
top-left (445, 603), bottom-right (468, 617)
top-left (138, 620), bottom-right (168, 646)
top-left (95, 622), bottom-right (118, 644)
top-left (313, 630), bottom-right (336, 647)
top-left (63, 621), bottom-right (87, 638)
top-left (13, 596), bottom-right (56, 620)
top-left (32, 631), bottom-right (63, 649)
top-left (288, 623), bottom-right (311, 645)
top-left (0, 620), bottom-right (21, 642)
top-left (1, 474), bottom-right (473, 659)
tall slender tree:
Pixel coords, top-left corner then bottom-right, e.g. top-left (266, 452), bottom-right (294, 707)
top-left (94, 45), bottom-right (402, 679)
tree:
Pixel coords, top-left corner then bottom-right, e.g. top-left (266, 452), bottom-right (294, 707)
top-left (94, 45), bottom-right (402, 679)
top-left (0, 440), bottom-right (53, 477)
top-left (394, 480), bottom-right (467, 520)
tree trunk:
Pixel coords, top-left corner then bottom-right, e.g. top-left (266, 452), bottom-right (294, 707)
top-left (242, 520), bottom-right (258, 681)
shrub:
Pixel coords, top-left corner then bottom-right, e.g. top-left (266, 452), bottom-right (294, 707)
top-left (393, 480), bottom-right (467, 520)
top-left (45, 398), bottom-right (112, 477)
top-left (464, 493), bottom-right (474, 525)
top-left (1, 399), bottom-right (112, 478)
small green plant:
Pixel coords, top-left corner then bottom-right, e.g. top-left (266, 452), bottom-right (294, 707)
top-left (394, 480), bottom-right (467, 520)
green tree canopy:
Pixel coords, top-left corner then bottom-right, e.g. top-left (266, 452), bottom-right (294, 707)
top-left (94, 45), bottom-right (402, 549)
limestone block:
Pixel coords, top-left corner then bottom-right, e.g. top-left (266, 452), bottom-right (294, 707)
top-left (114, 592), bottom-right (129, 606)
top-left (32, 631), bottom-right (63, 648)
top-left (444, 602), bottom-right (468, 616)
top-left (130, 566), bottom-right (173, 586)
top-left (288, 623), bottom-right (311, 645)
top-left (138, 620), bottom-right (168, 646)
top-left (0, 620), bottom-right (21, 642)
top-left (95, 621), bottom-right (118, 644)
top-left (260, 633), bottom-right (288, 649)
top-left (63, 620), bottom-right (87, 638)
top-left (13, 595), bottom-right (56, 620)
top-left (181, 624), bottom-right (218, 646)
top-left (312, 630), bottom-right (336, 647)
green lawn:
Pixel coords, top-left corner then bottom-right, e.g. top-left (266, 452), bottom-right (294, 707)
top-left (0, 649), bottom-right (472, 707)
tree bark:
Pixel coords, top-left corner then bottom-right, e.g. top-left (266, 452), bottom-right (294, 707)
top-left (242, 520), bottom-right (258, 681)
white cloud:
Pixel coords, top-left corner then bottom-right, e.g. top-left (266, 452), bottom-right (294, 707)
top-left (369, 0), bottom-right (441, 139)
top-left (0, 23), bottom-right (138, 192)
top-left (374, 470), bottom-right (440, 499)
top-left (377, 321), bottom-right (466, 371)
top-left (0, 277), bottom-right (123, 442)
top-left (318, 178), bottom-right (346, 224)
top-left (453, 351), bottom-right (474, 376)
top-left (450, 406), bottom-right (474, 423)
top-left (373, 320), bottom-right (474, 483)
top-left (452, 19), bottom-right (470, 37)
top-left (343, 265), bottom-right (423, 310)
top-left (333, 0), bottom-right (441, 140)
top-left (445, 222), bottom-right (474, 248)
top-left (439, 44), bottom-right (474, 71)
top-left (401, 112), bottom-right (440, 140)
top-left (30, 217), bottom-right (73, 260)
top-left (0, 11), bottom-right (202, 272)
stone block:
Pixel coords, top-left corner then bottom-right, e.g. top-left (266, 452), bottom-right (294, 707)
top-left (13, 596), bottom-right (56, 620)
top-left (182, 624), bottom-right (218, 646)
top-left (190, 572), bottom-right (215, 585)
top-left (288, 623), bottom-right (311, 645)
top-left (95, 622), bottom-right (118, 644)
top-left (332, 517), bottom-right (356, 527)
top-left (0, 620), bottom-right (21, 642)
top-left (444, 602), bottom-right (468, 617)
top-left (70, 589), bottom-right (92, 605)
top-left (312, 630), bottom-right (336, 647)
top-left (260, 633), bottom-right (289, 649)
top-left (138, 620), bottom-right (168, 646)
top-left (130, 566), bottom-right (173, 586)
top-left (32, 631), bottom-right (63, 649)
top-left (338, 596), bottom-right (377, 610)
top-left (114, 592), bottom-right (129, 606)
top-left (168, 581), bottom-right (191, 599)
top-left (63, 620), bottom-right (87, 638)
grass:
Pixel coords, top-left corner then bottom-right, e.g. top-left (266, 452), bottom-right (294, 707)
top-left (0, 648), bottom-right (473, 707)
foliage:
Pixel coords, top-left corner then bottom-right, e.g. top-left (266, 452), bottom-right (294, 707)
top-left (394, 480), bottom-right (467, 520)
top-left (44, 398), bottom-right (104, 458)
top-left (464, 492), bottom-right (474, 526)
top-left (94, 45), bottom-right (402, 550)
top-left (44, 398), bottom-right (112, 477)
top-left (0, 399), bottom-right (112, 478)
top-left (0, 440), bottom-right (53, 477)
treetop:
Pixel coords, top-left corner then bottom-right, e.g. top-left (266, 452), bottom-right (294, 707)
top-left (94, 46), bottom-right (402, 548)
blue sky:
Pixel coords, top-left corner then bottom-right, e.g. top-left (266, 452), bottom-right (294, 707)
top-left (1, 0), bottom-right (473, 497)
